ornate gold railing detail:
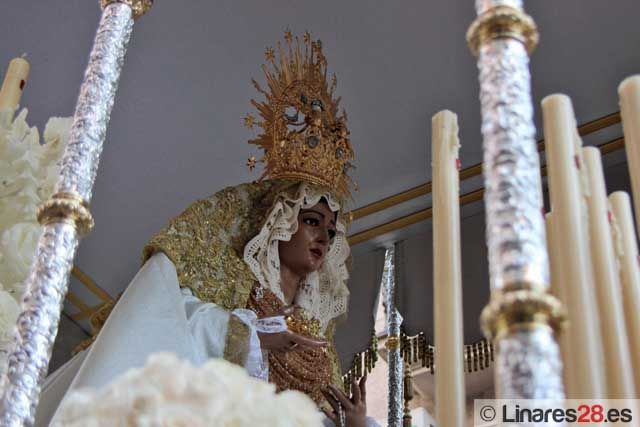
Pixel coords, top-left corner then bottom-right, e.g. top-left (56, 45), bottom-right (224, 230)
top-left (341, 332), bottom-right (379, 392)
top-left (401, 332), bottom-right (429, 370)
top-left (400, 332), bottom-right (494, 374)
top-left (402, 364), bottom-right (413, 427)
top-left (68, 265), bottom-right (114, 323)
top-left (464, 338), bottom-right (494, 373)
top-left (340, 330), bottom-right (495, 392)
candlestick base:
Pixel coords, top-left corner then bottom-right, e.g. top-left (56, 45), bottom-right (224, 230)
top-left (37, 192), bottom-right (94, 236)
top-left (481, 289), bottom-right (566, 340)
top-left (101, 0), bottom-right (153, 19)
top-left (466, 5), bottom-right (538, 56)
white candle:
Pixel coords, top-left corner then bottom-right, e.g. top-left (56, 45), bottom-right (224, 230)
top-left (546, 211), bottom-right (573, 394)
top-left (432, 110), bottom-right (465, 427)
top-left (0, 57), bottom-right (30, 112)
top-left (609, 191), bottom-right (640, 394)
top-left (545, 212), bottom-right (560, 299)
top-left (583, 147), bottom-right (636, 397)
top-left (542, 94), bottom-right (606, 398)
top-left (619, 76), bottom-right (640, 233)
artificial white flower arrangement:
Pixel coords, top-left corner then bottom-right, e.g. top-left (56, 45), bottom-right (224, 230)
top-left (53, 352), bottom-right (324, 427)
top-left (0, 109), bottom-right (72, 374)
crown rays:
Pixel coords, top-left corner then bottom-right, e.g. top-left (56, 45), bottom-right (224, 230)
top-left (245, 31), bottom-right (354, 200)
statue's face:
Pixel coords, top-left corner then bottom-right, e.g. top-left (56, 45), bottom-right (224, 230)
top-left (278, 201), bottom-right (337, 277)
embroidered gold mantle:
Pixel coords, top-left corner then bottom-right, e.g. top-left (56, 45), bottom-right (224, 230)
top-left (143, 180), bottom-right (295, 308)
top-left (141, 179), bottom-right (344, 397)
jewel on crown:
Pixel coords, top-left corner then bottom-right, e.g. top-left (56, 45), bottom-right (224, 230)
top-left (244, 30), bottom-right (355, 200)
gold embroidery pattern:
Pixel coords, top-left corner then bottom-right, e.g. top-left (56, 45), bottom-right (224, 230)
top-left (224, 313), bottom-right (251, 366)
top-left (142, 180), bottom-right (301, 310)
top-left (324, 320), bottom-right (344, 387)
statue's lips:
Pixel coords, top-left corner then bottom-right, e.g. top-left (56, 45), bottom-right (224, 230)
top-left (309, 248), bottom-right (323, 259)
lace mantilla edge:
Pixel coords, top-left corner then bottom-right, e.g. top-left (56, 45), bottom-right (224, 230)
top-left (243, 182), bottom-right (350, 331)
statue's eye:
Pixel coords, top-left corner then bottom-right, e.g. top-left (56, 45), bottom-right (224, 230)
top-left (311, 99), bottom-right (323, 111)
top-left (303, 217), bottom-right (320, 226)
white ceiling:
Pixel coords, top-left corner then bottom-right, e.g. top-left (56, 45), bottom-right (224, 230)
top-left (3, 1), bottom-right (640, 354)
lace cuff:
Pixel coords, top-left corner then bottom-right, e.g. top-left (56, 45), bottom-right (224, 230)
top-left (229, 309), bottom-right (287, 380)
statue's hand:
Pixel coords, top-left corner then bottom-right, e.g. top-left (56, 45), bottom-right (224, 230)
top-left (257, 305), bottom-right (326, 353)
top-left (322, 376), bottom-right (367, 427)
top-left (258, 329), bottom-right (327, 353)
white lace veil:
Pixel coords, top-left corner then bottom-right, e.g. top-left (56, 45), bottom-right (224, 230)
top-left (243, 182), bottom-right (350, 332)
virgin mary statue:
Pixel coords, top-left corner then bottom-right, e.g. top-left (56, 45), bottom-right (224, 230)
top-left (35, 32), bottom-right (378, 427)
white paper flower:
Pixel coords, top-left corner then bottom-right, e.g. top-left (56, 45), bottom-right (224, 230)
top-left (40, 116), bottom-right (72, 199)
top-left (0, 223), bottom-right (41, 288)
top-left (0, 290), bottom-right (20, 339)
top-left (54, 353), bottom-right (323, 427)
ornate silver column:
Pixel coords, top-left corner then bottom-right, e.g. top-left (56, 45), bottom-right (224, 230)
top-left (0, 1), bottom-right (152, 425)
top-left (385, 246), bottom-right (403, 427)
top-left (466, 0), bottom-right (566, 399)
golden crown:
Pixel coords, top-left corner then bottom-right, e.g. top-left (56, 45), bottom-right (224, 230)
top-left (244, 31), bottom-right (355, 199)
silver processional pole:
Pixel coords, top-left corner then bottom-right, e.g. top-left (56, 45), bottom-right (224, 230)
top-left (0, 1), bottom-right (152, 425)
top-left (466, 0), bottom-right (566, 401)
top-left (385, 246), bottom-right (403, 427)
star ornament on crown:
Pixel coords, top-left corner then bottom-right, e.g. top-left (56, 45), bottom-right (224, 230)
top-left (245, 30), bottom-right (355, 200)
